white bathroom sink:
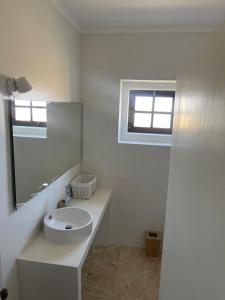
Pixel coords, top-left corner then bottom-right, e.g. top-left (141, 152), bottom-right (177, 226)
top-left (44, 207), bottom-right (93, 244)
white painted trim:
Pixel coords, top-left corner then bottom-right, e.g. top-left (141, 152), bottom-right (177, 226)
top-left (118, 80), bottom-right (176, 147)
top-left (81, 26), bottom-right (214, 34)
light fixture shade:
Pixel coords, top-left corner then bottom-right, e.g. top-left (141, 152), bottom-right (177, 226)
top-left (6, 77), bottom-right (32, 95)
top-left (15, 77), bottom-right (32, 93)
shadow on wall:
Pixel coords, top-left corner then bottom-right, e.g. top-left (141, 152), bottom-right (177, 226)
top-left (0, 73), bottom-right (11, 98)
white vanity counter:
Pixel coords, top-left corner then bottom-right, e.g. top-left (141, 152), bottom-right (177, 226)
top-left (19, 188), bottom-right (111, 268)
top-left (18, 188), bottom-right (111, 300)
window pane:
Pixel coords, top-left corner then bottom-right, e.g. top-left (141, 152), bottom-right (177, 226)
top-left (134, 113), bottom-right (152, 128)
top-left (32, 101), bottom-right (47, 107)
top-left (32, 108), bottom-right (47, 122)
top-left (15, 107), bottom-right (31, 121)
top-left (154, 97), bottom-right (173, 112)
top-left (153, 114), bottom-right (171, 129)
top-left (15, 100), bottom-right (30, 107)
top-left (135, 96), bottom-right (153, 111)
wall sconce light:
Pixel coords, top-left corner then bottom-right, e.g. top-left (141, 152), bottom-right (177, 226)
top-left (6, 77), bottom-right (32, 95)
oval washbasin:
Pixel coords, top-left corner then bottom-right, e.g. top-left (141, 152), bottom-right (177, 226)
top-left (44, 207), bottom-right (93, 244)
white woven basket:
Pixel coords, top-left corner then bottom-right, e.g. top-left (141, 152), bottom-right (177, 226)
top-left (71, 174), bottom-right (97, 199)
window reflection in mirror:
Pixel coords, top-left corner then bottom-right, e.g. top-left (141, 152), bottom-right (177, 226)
top-left (12, 100), bottom-right (47, 139)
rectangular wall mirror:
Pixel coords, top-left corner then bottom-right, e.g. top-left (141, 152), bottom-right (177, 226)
top-left (5, 100), bottom-right (82, 209)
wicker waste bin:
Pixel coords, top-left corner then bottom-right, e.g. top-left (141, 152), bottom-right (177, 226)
top-left (145, 231), bottom-right (161, 257)
top-left (71, 174), bottom-right (97, 199)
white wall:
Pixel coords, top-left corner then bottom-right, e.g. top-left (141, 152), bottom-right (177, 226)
top-left (0, 1), bottom-right (80, 299)
top-left (80, 33), bottom-right (209, 247)
top-left (159, 24), bottom-right (225, 300)
top-left (0, 0), bottom-right (80, 102)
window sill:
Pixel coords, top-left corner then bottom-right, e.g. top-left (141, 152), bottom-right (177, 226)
top-left (118, 139), bottom-right (171, 147)
top-left (118, 131), bottom-right (172, 147)
top-left (13, 126), bottom-right (47, 139)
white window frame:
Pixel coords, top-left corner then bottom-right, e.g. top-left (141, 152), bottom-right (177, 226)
top-left (118, 80), bottom-right (176, 147)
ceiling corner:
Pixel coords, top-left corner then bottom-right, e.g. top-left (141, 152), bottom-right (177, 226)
top-left (50, 0), bottom-right (81, 32)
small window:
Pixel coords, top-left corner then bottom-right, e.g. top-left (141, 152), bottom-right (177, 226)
top-left (118, 80), bottom-right (176, 146)
top-left (128, 90), bottom-right (175, 135)
top-left (12, 100), bottom-right (47, 127)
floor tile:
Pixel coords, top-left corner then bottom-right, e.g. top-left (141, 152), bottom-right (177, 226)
top-left (82, 245), bottom-right (161, 300)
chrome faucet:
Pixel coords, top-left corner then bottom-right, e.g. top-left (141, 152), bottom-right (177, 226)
top-left (65, 184), bottom-right (73, 207)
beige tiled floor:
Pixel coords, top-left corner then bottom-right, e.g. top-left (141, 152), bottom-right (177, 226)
top-left (82, 245), bottom-right (161, 300)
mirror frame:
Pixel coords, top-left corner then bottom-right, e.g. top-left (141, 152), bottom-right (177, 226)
top-left (6, 100), bottom-right (17, 209)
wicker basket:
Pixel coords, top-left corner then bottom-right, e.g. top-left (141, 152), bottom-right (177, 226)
top-left (71, 174), bottom-right (97, 199)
